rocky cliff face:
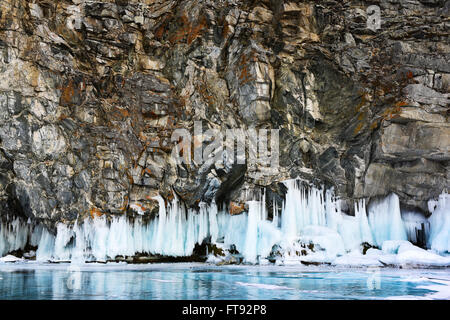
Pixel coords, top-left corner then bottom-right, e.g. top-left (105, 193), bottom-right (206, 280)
top-left (0, 0), bottom-right (448, 229)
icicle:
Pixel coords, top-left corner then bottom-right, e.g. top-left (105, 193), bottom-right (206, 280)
top-left (30, 224), bottom-right (43, 247)
top-left (53, 223), bottom-right (74, 261)
top-left (152, 195), bottom-right (166, 254)
top-left (242, 200), bottom-right (260, 263)
top-left (325, 190), bottom-right (340, 231)
top-left (71, 221), bottom-right (87, 263)
top-left (281, 179), bottom-right (299, 240)
top-left (427, 191), bottom-right (450, 253)
top-left (198, 203), bottom-right (208, 246)
top-left (209, 200), bottom-right (219, 243)
top-left (272, 200), bottom-right (279, 228)
top-left (0, 217), bottom-right (33, 257)
top-left (219, 210), bottom-right (247, 254)
top-left (257, 220), bottom-right (282, 261)
top-left (185, 208), bottom-right (196, 256)
top-left (401, 210), bottom-right (429, 246)
top-left (36, 228), bottom-right (55, 262)
top-left (6, 179), bottom-right (446, 265)
top-left (368, 193), bottom-right (407, 247)
top-left (355, 199), bottom-right (374, 245)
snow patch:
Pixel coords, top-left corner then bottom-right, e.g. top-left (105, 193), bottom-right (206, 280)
top-left (0, 255), bottom-right (24, 263)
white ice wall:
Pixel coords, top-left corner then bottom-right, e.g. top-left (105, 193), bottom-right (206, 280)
top-left (368, 193), bottom-right (407, 247)
top-left (0, 217), bottom-right (33, 257)
top-left (2, 180), bottom-right (449, 263)
top-left (427, 192), bottom-right (450, 253)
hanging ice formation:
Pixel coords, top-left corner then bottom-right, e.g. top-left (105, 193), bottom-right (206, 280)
top-left (276, 179), bottom-right (375, 262)
top-left (367, 193), bottom-right (407, 247)
top-left (0, 216), bottom-right (40, 257)
top-left (216, 191), bottom-right (282, 264)
top-left (427, 192), bottom-right (450, 253)
top-left (35, 194), bottom-right (218, 262)
top-left (401, 210), bottom-right (430, 247)
top-left (0, 179), bottom-right (449, 263)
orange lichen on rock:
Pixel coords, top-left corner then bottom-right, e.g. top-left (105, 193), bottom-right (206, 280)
top-left (222, 19), bottom-right (230, 38)
top-left (381, 105), bottom-right (402, 121)
top-left (237, 52), bottom-right (256, 86)
top-left (370, 120), bottom-right (380, 130)
top-left (196, 81), bottom-right (215, 106)
top-left (126, 170), bottom-right (134, 184)
top-left (168, 14), bottom-right (208, 45)
top-left (187, 15), bottom-right (207, 44)
top-left (134, 203), bottom-right (147, 212)
top-left (118, 196), bottom-right (129, 212)
top-left (58, 113), bottom-right (69, 121)
top-left (60, 80), bottom-right (76, 105)
top-left (139, 131), bottom-right (148, 142)
top-left (353, 122), bottom-right (364, 135)
top-left (229, 201), bottom-right (245, 215)
top-left (167, 192), bottom-right (174, 202)
top-left (357, 112), bottom-right (365, 121)
top-left (108, 106), bottom-right (130, 121)
top-left (395, 101), bottom-right (408, 107)
top-left (355, 92), bottom-right (369, 112)
top-left (155, 23), bottom-right (166, 40)
top-left (116, 107), bottom-right (130, 117)
top-left (90, 207), bottom-right (103, 218)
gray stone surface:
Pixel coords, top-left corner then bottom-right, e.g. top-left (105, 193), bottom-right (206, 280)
top-left (0, 0), bottom-right (448, 228)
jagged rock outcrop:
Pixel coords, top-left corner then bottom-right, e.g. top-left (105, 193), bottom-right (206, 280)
top-left (0, 0), bottom-right (448, 228)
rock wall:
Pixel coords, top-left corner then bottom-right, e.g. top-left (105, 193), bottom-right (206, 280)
top-left (0, 0), bottom-right (448, 228)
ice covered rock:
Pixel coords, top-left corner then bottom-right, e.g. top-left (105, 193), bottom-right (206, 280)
top-left (368, 193), bottom-right (407, 247)
top-left (401, 210), bottom-right (429, 246)
top-left (397, 245), bottom-right (450, 267)
top-left (332, 250), bottom-right (383, 267)
top-left (379, 242), bottom-right (450, 267)
top-left (4, 180), bottom-right (447, 267)
top-left (427, 192), bottom-right (450, 253)
top-left (382, 240), bottom-right (414, 254)
top-left (300, 225), bottom-right (346, 258)
top-left (0, 255), bottom-right (24, 263)
top-left (0, 217), bottom-right (33, 257)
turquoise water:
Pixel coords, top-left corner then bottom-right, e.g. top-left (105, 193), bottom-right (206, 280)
top-left (0, 263), bottom-right (448, 300)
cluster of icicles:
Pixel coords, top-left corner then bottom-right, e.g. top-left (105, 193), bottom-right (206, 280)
top-left (0, 179), bottom-right (449, 263)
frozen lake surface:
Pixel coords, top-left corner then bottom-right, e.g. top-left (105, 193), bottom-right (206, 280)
top-left (0, 262), bottom-right (449, 300)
